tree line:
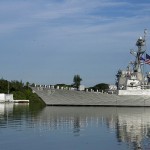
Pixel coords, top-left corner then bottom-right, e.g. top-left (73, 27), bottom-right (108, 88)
top-left (0, 78), bottom-right (45, 106)
top-left (53, 75), bottom-right (109, 91)
top-left (72, 75), bottom-right (109, 91)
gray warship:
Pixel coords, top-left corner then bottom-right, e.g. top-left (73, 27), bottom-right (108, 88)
top-left (32, 30), bottom-right (150, 106)
top-left (116, 29), bottom-right (150, 95)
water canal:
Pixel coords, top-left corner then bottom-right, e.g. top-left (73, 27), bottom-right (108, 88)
top-left (0, 104), bottom-right (150, 150)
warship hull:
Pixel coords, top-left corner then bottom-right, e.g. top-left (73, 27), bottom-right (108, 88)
top-left (32, 87), bottom-right (150, 107)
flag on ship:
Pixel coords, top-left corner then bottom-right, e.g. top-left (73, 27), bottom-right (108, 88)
top-left (140, 54), bottom-right (150, 65)
top-left (140, 56), bottom-right (145, 65)
top-left (145, 54), bottom-right (150, 65)
top-left (140, 56), bottom-right (145, 61)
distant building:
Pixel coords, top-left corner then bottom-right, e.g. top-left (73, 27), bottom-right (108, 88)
top-left (0, 94), bottom-right (13, 102)
top-left (79, 85), bottom-right (85, 91)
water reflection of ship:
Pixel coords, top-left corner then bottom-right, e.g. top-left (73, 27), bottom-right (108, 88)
top-left (36, 107), bottom-right (150, 149)
top-left (35, 107), bottom-right (118, 137)
top-left (108, 108), bottom-right (150, 149)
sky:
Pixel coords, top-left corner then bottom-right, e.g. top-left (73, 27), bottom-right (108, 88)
top-left (0, 0), bottom-right (150, 87)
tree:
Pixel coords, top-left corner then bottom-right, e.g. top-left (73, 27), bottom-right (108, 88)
top-left (73, 75), bottom-right (82, 90)
top-left (88, 83), bottom-right (109, 92)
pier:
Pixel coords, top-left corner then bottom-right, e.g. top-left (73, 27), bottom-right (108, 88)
top-left (13, 100), bottom-right (29, 103)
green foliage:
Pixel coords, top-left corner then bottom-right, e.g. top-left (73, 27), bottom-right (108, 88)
top-left (73, 74), bottom-right (82, 90)
top-left (88, 83), bottom-right (109, 91)
top-left (0, 78), bottom-right (45, 106)
top-left (30, 83), bottom-right (35, 87)
top-left (0, 78), bottom-right (9, 93)
top-left (10, 80), bottom-right (24, 92)
top-left (12, 91), bottom-right (26, 100)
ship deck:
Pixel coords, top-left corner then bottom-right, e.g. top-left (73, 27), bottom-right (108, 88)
top-left (31, 87), bottom-right (150, 107)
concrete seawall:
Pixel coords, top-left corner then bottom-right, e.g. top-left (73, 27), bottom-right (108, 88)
top-left (31, 87), bottom-right (150, 107)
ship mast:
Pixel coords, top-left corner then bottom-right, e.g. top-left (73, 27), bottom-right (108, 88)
top-left (133, 29), bottom-right (147, 81)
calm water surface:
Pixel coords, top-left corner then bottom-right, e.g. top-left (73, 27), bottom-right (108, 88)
top-left (0, 104), bottom-right (150, 150)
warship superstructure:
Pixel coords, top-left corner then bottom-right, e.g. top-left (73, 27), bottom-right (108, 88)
top-left (116, 29), bottom-right (150, 95)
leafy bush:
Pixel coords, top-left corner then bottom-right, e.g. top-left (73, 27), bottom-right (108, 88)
top-left (0, 78), bottom-right (45, 106)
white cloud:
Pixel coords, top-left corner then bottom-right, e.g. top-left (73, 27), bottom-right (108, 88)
top-left (0, 0), bottom-right (149, 35)
top-left (0, 1), bottom-right (129, 29)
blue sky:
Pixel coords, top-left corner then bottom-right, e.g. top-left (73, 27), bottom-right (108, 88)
top-left (0, 0), bottom-right (150, 86)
